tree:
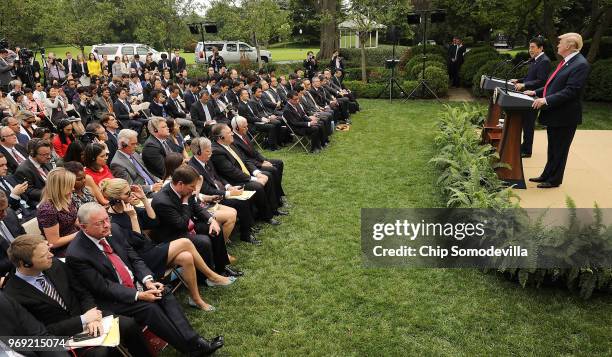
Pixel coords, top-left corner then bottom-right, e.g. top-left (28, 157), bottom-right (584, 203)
top-left (317, 0), bottom-right (340, 59)
top-left (345, 0), bottom-right (412, 82)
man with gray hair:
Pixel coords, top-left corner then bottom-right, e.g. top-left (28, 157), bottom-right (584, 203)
top-left (67, 202), bottom-right (225, 355)
top-left (110, 129), bottom-right (162, 194)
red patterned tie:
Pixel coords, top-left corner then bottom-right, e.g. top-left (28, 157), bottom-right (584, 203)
top-left (99, 238), bottom-right (135, 288)
top-left (543, 59), bottom-right (565, 97)
top-left (188, 219), bottom-right (196, 235)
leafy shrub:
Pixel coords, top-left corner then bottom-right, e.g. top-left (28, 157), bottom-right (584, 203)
top-left (409, 60), bottom-right (446, 80)
top-left (584, 59), bottom-right (612, 102)
top-left (343, 67), bottom-right (391, 83)
top-left (399, 46), bottom-right (446, 71)
top-left (341, 80), bottom-right (399, 98)
top-left (465, 46), bottom-right (499, 57)
top-left (512, 51), bottom-right (530, 64)
top-left (340, 45), bottom-right (409, 68)
top-left (417, 66), bottom-right (449, 98)
top-left (581, 36), bottom-right (612, 60)
top-left (460, 51), bottom-right (501, 87)
top-left (183, 40), bottom-right (198, 53)
top-left (431, 104), bottom-right (612, 298)
top-left (404, 54), bottom-right (446, 78)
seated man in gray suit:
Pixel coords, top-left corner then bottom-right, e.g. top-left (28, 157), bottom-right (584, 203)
top-left (110, 129), bottom-right (162, 195)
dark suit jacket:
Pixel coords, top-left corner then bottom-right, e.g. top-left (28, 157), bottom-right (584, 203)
top-left (224, 90), bottom-right (240, 107)
top-left (3, 258), bottom-right (97, 336)
top-left (150, 183), bottom-right (212, 243)
top-left (332, 76), bottom-right (346, 90)
top-left (14, 159), bottom-right (50, 204)
top-left (330, 56), bottom-right (346, 72)
top-left (166, 97), bottom-right (187, 118)
top-left (171, 57), bottom-right (186, 74)
top-left (183, 90), bottom-right (198, 112)
top-left (238, 100), bottom-right (261, 124)
top-left (149, 102), bottom-right (169, 118)
top-left (447, 44), bottom-right (466, 65)
top-left (188, 157), bottom-right (227, 197)
top-left (535, 53), bottom-right (590, 127)
top-left (76, 62), bottom-right (89, 77)
top-left (208, 99), bottom-right (228, 123)
top-left (74, 100), bottom-right (97, 126)
top-left (232, 133), bottom-right (266, 167)
top-left (66, 227), bottom-right (153, 308)
top-left (210, 142), bottom-right (257, 185)
top-left (0, 175), bottom-right (36, 216)
top-left (0, 143), bottom-right (28, 174)
top-left (261, 89), bottom-right (280, 111)
top-left (0, 291), bottom-right (69, 357)
top-left (113, 99), bottom-right (134, 122)
top-left (1, 208), bottom-right (25, 276)
top-left (283, 103), bottom-right (311, 131)
top-left (141, 136), bottom-right (167, 179)
top-left (105, 129), bottom-right (118, 164)
top-left (157, 59), bottom-right (172, 73)
top-left (519, 54), bottom-right (551, 90)
top-left (62, 59), bottom-right (79, 76)
top-left (190, 100), bottom-right (212, 129)
top-left (310, 87), bottom-right (329, 107)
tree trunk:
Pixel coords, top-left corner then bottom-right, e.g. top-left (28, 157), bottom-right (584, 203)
top-left (587, 6), bottom-right (612, 63)
top-left (318, 0), bottom-right (338, 59)
top-left (360, 32), bottom-right (367, 82)
top-left (253, 31), bottom-right (262, 70)
top-left (542, 0), bottom-right (560, 59)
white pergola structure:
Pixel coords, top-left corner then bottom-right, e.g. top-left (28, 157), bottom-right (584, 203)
top-left (338, 18), bottom-right (386, 49)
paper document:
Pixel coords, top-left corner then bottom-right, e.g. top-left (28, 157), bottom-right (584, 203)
top-left (227, 190), bottom-right (256, 200)
top-left (66, 315), bottom-right (120, 348)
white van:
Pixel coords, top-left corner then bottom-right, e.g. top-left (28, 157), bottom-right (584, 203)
top-left (195, 41), bottom-right (272, 64)
top-left (91, 43), bottom-right (169, 62)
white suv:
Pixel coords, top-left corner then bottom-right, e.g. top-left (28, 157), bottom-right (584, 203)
top-left (91, 43), bottom-right (169, 62)
top-left (195, 41), bottom-right (272, 64)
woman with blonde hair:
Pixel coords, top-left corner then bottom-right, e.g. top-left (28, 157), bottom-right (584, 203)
top-left (100, 178), bottom-right (234, 311)
top-left (37, 167), bottom-right (79, 256)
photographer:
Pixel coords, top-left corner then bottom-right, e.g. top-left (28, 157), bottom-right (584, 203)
top-left (0, 49), bottom-right (15, 92)
top-left (208, 46), bottom-right (225, 73)
top-left (303, 51), bottom-right (318, 80)
top-left (74, 86), bottom-right (97, 125)
top-left (45, 52), bottom-right (66, 84)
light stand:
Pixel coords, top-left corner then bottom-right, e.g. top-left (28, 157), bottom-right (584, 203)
top-left (405, 9), bottom-right (445, 102)
top-left (376, 40), bottom-right (406, 101)
top-left (188, 22), bottom-right (218, 68)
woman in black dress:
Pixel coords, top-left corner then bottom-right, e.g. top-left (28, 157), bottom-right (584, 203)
top-left (100, 178), bottom-right (234, 311)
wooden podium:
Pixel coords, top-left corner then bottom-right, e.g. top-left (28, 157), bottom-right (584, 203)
top-left (493, 88), bottom-right (535, 189)
top-left (480, 76), bottom-right (516, 149)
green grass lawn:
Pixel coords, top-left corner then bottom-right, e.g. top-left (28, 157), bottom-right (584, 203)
top-left (44, 45), bottom-right (317, 65)
top-left (161, 99), bottom-right (612, 356)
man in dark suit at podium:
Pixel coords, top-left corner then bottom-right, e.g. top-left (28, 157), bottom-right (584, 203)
top-left (525, 33), bottom-right (590, 188)
top-left (511, 37), bottom-right (551, 158)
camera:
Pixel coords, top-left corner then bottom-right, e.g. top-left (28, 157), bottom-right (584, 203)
top-left (18, 48), bottom-right (33, 61)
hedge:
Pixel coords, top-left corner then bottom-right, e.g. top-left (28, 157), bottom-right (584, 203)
top-left (399, 45), bottom-right (446, 70)
top-left (465, 46), bottom-right (498, 57)
top-left (339, 45), bottom-right (409, 68)
top-left (341, 66), bottom-right (394, 83)
top-left (581, 36), bottom-right (612, 60)
top-left (404, 54), bottom-right (446, 79)
top-left (408, 60), bottom-right (446, 80)
top-left (343, 69), bottom-right (447, 99)
top-left (459, 51), bottom-right (502, 87)
top-left (584, 58), bottom-right (612, 102)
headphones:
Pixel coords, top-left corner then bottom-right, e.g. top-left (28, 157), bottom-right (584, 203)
top-left (196, 139), bottom-right (202, 156)
top-left (121, 141), bottom-right (128, 148)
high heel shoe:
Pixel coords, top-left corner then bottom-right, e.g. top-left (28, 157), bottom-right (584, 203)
top-left (187, 297), bottom-right (216, 311)
top-left (205, 276), bottom-right (236, 287)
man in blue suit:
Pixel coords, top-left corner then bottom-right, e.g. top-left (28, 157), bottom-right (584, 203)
top-left (525, 33), bottom-right (590, 188)
top-left (512, 37), bottom-right (551, 157)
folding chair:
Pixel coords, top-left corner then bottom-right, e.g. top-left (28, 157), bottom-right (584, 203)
top-left (247, 130), bottom-right (264, 151)
top-left (280, 115), bottom-right (310, 153)
top-left (22, 218), bottom-right (41, 235)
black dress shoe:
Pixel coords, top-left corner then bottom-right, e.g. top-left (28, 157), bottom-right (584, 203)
top-left (521, 153), bottom-right (532, 158)
top-left (537, 182), bottom-right (559, 188)
top-left (529, 176), bottom-right (547, 183)
top-left (241, 235), bottom-right (262, 245)
top-left (267, 218), bottom-right (281, 226)
top-left (310, 148), bottom-right (321, 154)
top-left (190, 336), bottom-right (224, 356)
top-left (251, 226), bottom-right (262, 233)
top-left (224, 266), bottom-right (244, 277)
top-left (274, 209), bottom-right (289, 216)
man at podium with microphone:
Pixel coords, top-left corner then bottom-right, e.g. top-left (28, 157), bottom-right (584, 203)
top-left (510, 36), bottom-right (551, 158)
top-left (523, 33), bottom-right (590, 189)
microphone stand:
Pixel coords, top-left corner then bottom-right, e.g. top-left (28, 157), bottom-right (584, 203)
top-left (489, 59), bottom-right (512, 79)
top-left (505, 59), bottom-right (532, 93)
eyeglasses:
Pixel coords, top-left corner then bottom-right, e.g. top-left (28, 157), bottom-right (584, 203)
top-left (87, 217), bottom-right (110, 227)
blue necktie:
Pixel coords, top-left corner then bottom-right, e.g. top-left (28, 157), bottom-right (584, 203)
top-left (130, 155), bottom-right (154, 185)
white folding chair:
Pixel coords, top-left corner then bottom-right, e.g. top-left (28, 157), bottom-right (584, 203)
top-left (22, 218), bottom-right (41, 235)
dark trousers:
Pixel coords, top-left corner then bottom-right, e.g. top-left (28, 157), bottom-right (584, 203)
top-left (190, 230), bottom-right (230, 274)
top-left (521, 111), bottom-right (537, 155)
top-left (541, 125), bottom-right (577, 185)
top-left (99, 294), bottom-right (199, 353)
top-left (448, 61), bottom-right (461, 87)
top-left (295, 126), bottom-right (322, 151)
top-left (221, 198), bottom-right (255, 240)
top-left (245, 179), bottom-right (278, 220)
top-left (120, 118), bottom-right (147, 135)
top-left (260, 159), bottom-right (285, 199)
top-left (254, 121), bottom-right (281, 149)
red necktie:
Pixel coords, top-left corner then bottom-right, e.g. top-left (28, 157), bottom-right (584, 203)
top-left (543, 59), bottom-right (565, 97)
top-left (188, 219), bottom-right (196, 235)
top-left (99, 238), bottom-right (135, 288)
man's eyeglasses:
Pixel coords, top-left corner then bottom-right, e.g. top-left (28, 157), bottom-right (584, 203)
top-left (87, 217), bottom-right (110, 227)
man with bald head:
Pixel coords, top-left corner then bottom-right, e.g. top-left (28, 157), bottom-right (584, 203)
top-left (524, 32), bottom-right (590, 188)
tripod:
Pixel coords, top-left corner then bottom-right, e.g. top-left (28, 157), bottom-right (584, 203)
top-left (376, 41), bottom-right (406, 101)
top-left (405, 10), bottom-right (441, 102)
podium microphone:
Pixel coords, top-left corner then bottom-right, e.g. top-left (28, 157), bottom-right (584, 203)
top-left (505, 58), bottom-right (534, 93)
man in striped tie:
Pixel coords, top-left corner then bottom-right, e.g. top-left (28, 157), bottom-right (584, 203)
top-left (524, 33), bottom-right (590, 188)
top-left (4, 234), bottom-right (152, 356)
